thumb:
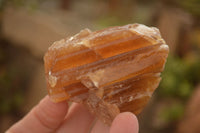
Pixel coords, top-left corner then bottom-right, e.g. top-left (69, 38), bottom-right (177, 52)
top-left (6, 95), bottom-right (68, 133)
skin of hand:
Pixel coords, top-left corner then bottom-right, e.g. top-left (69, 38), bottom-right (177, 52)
top-left (6, 96), bottom-right (139, 133)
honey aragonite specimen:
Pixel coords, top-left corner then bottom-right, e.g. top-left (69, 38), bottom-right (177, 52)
top-left (44, 23), bottom-right (169, 125)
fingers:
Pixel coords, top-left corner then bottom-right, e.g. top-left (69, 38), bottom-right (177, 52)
top-left (110, 112), bottom-right (139, 133)
top-left (91, 120), bottom-right (110, 133)
top-left (6, 96), bottom-right (138, 133)
top-left (6, 96), bottom-right (68, 133)
top-left (57, 103), bottom-right (94, 133)
top-left (91, 112), bottom-right (139, 133)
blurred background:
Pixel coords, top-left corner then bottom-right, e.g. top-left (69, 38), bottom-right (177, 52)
top-left (0, 0), bottom-right (200, 132)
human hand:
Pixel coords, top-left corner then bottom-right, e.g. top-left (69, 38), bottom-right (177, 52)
top-left (6, 96), bottom-right (139, 133)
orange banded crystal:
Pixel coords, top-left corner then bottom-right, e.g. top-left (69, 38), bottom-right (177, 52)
top-left (44, 23), bottom-right (169, 125)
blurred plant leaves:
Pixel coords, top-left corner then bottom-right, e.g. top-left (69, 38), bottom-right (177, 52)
top-left (0, 40), bottom-right (35, 115)
top-left (176, 0), bottom-right (200, 16)
top-left (159, 103), bottom-right (184, 123)
top-left (156, 53), bottom-right (200, 125)
top-left (159, 55), bottom-right (200, 100)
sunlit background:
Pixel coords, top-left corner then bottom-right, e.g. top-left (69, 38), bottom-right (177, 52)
top-left (0, 0), bottom-right (200, 132)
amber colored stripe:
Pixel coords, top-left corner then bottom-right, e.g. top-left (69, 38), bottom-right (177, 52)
top-left (62, 82), bottom-right (89, 97)
top-left (119, 96), bottom-right (150, 113)
top-left (102, 73), bottom-right (160, 100)
top-left (69, 88), bottom-right (89, 97)
top-left (53, 43), bottom-right (162, 77)
top-left (52, 43), bottom-right (163, 90)
top-left (99, 49), bottom-right (166, 88)
top-left (52, 41), bottom-right (162, 77)
top-left (51, 47), bottom-right (102, 73)
top-left (94, 35), bottom-right (153, 59)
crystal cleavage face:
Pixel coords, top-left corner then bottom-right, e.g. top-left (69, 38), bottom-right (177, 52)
top-left (44, 23), bottom-right (169, 125)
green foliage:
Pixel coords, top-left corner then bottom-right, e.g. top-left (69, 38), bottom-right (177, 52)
top-left (0, 66), bottom-right (25, 114)
top-left (0, 41), bottom-right (33, 115)
top-left (157, 54), bottom-right (200, 124)
top-left (159, 103), bottom-right (184, 123)
top-left (159, 55), bottom-right (200, 100)
top-left (95, 15), bottom-right (130, 30)
top-left (0, 0), bottom-right (39, 12)
top-left (176, 0), bottom-right (200, 16)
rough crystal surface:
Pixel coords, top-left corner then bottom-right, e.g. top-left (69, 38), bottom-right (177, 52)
top-left (44, 23), bottom-right (169, 125)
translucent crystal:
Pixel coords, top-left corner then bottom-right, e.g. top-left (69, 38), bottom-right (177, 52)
top-left (44, 23), bottom-right (169, 125)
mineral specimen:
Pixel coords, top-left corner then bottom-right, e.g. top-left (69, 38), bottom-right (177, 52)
top-left (44, 23), bottom-right (169, 125)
